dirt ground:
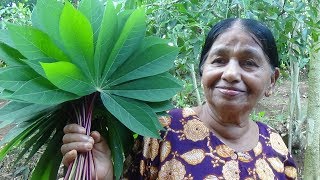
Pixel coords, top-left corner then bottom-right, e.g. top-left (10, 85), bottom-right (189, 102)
top-left (0, 76), bottom-right (308, 179)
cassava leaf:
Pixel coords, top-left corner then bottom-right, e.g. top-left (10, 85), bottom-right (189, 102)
top-left (0, 29), bottom-right (16, 48)
top-left (30, 130), bottom-right (63, 180)
top-left (0, 43), bottom-right (25, 66)
top-left (0, 66), bottom-right (39, 91)
top-left (25, 121), bottom-right (57, 163)
top-left (22, 57), bottom-right (57, 77)
top-left (59, 2), bottom-right (94, 79)
top-left (41, 61), bottom-right (95, 96)
top-left (11, 77), bottom-right (79, 105)
top-left (147, 101), bottom-right (174, 113)
top-left (31, 0), bottom-right (64, 48)
top-left (116, 10), bottom-right (134, 37)
top-left (109, 73), bottom-right (182, 102)
top-left (100, 93), bottom-right (161, 138)
top-left (7, 24), bottom-right (70, 62)
top-left (78, 0), bottom-right (105, 46)
top-left (0, 101), bottom-right (52, 129)
top-left (0, 115), bottom-right (46, 160)
top-left (94, 0), bottom-right (117, 82)
top-left (108, 43), bottom-right (179, 86)
top-left (100, 111), bottom-right (133, 180)
top-left (101, 8), bottom-right (146, 83)
top-left (14, 115), bottom-right (56, 164)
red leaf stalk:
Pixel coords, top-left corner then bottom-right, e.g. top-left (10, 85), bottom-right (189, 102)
top-left (64, 93), bottom-right (97, 180)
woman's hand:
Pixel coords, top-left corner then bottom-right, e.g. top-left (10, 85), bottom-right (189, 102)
top-left (61, 124), bottom-right (113, 180)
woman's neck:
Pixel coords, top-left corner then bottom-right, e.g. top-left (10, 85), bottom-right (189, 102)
top-left (193, 104), bottom-right (259, 151)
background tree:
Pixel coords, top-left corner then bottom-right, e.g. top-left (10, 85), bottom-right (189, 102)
top-left (303, 1), bottom-right (320, 178)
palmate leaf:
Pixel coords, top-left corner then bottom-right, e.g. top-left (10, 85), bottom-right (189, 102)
top-left (41, 61), bottom-right (95, 96)
top-left (23, 57), bottom-right (58, 77)
top-left (96, 108), bottom-right (133, 180)
top-left (0, 66), bottom-right (38, 91)
top-left (10, 77), bottom-right (79, 105)
top-left (101, 8), bottom-right (146, 83)
top-left (14, 117), bottom-right (56, 164)
top-left (101, 93), bottom-right (162, 138)
top-left (94, 0), bottom-right (117, 82)
top-left (30, 130), bottom-right (63, 180)
top-left (0, 30), bottom-right (16, 48)
top-left (0, 113), bottom-right (49, 160)
top-left (0, 43), bottom-right (25, 66)
top-left (108, 43), bottom-right (179, 86)
top-left (147, 100), bottom-right (174, 113)
top-left (109, 73), bottom-right (182, 102)
top-left (59, 1), bottom-right (94, 79)
top-left (31, 0), bottom-right (64, 49)
top-left (0, 1), bottom-right (182, 179)
top-left (0, 101), bottom-right (52, 129)
top-left (7, 24), bottom-right (70, 62)
top-left (78, 0), bottom-right (105, 46)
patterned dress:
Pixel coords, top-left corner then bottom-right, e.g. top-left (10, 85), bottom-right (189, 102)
top-left (125, 108), bottom-right (297, 180)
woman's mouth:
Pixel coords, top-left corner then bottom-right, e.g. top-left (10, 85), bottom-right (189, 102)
top-left (216, 87), bottom-right (245, 96)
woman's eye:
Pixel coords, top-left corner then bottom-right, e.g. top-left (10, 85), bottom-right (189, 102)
top-left (212, 58), bottom-right (226, 64)
top-left (242, 59), bottom-right (258, 67)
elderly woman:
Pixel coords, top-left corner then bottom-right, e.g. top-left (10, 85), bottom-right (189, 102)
top-left (61, 18), bottom-right (297, 179)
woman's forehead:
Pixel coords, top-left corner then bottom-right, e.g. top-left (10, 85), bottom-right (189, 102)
top-left (209, 28), bottom-right (265, 55)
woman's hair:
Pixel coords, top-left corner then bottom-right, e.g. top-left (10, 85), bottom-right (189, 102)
top-left (199, 18), bottom-right (279, 76)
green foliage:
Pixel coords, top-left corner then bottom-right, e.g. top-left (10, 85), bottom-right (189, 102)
top-left (0, 0), bottom-right (181, 179)
top-left (140, 0), bottom-right (318, 107)
top-left (0, 2), bottom-right (31, 29)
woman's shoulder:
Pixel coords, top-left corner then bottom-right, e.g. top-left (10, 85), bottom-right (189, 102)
top-left (256, 121), bottom-right (280, 136)
top-left (256, 121), bottom-right (290, 156)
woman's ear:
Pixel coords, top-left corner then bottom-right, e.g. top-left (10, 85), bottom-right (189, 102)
top-left (265, 67), bottom-right (280, 97)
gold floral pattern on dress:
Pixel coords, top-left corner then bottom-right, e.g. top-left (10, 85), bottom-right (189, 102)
top-left (181, 149), bottom-right (205, 165)
top-left (222, 160), bottom-right (240, 180)
top-left (284, 166), bottom-right (297, 178)
top-left (160, 141), bottom-right (171, 162)
top-left (182, 107), bottom-right (196, 118)
top-left (183, 119), bottom-right (209, 142)
top-left (139, 159), bottom-right (145, 176)
top-left (204, 175), bottom-right (219, 180)
top-left (253, 142), bottom-right (263, 156)
top-left (143, 137), bottom-right (159, 161)
top-left (150, 166), bottom-right (159, 179)
top-left (159, 116), bottom-right (172, 127)
top-left (158, 159), bottom-right (186, 179)
top-left (255, 158), bottom-right (275, 180)
top-left (216, 145), bottom-right (234, 158)
top-left (238, 152), bottom-right (253, 163)
top-left (267, 157), bottom-right (284, 172)
top-left (270, 132), bottom-right (288, 155)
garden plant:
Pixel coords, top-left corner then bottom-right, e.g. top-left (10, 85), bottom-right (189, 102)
top-left (0, 0), bottom-right (181, 179)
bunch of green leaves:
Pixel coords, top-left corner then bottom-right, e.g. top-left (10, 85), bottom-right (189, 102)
top-left (0, 0), bottom-right (181, 179)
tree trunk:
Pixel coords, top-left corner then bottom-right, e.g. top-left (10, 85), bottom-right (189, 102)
top-left (288, 58), bottom-right (300, 153)
top-left (190, 64), bottom-right (201, 106)
top-left (303, 43), bottom-right (320, 179)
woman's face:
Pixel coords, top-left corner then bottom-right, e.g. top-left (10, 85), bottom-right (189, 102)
top-left (201, 26), bottom-right (278, 114)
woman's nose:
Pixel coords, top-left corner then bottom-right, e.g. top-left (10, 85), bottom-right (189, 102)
top-left (221, 60), bottom-right (241, 83)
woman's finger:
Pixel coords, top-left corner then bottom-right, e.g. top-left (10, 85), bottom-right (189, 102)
top-left (90, 131), bottom-right (102, 144)
top-left (63, 124), bottom-right (86, 134)
top-left (62, 133), bottom-right (94, 144)
top-left (61, 142), bottom-right (93, 155)
top-left (62, 149), bottom-right (77, 166)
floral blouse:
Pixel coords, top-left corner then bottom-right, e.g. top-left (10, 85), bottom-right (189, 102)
top-left (125, 108), bottom-right (297, 180)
